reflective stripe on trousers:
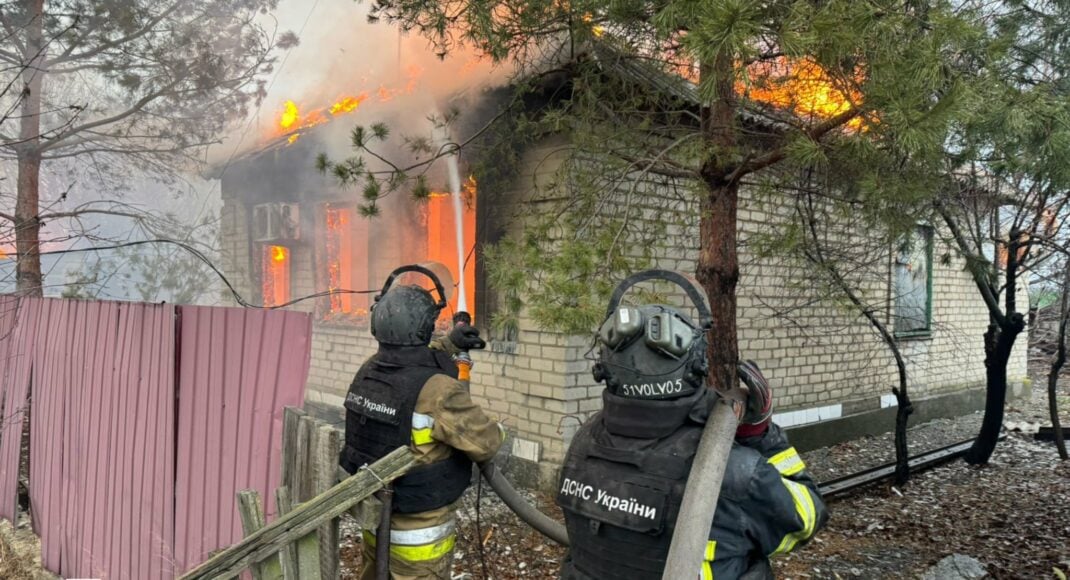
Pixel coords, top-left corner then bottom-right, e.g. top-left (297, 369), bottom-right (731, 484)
top-left (363, 520), bottom-right (456, 562)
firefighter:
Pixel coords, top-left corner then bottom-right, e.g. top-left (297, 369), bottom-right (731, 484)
top-left (556, 270), bottom-right (828, 580)
top-left (340, 265), bottom-right (502, 580)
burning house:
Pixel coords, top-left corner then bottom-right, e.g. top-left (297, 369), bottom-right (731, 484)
top-left (218, 45), bottom-right (1030, 490)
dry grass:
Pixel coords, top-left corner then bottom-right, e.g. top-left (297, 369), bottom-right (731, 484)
top-left (0, 532), bottom-right (39, 580)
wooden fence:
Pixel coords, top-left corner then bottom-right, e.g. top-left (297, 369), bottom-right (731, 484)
top-left (180, 409), bottom-right (411, 580)
top-left (279, 408), bottom-right (344, 578)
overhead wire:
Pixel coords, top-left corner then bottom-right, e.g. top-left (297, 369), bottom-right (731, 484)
top-left (10, 238), bottom-right (380, 309)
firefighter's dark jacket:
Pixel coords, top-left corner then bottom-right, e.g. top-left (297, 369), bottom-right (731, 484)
top-left (340, 341), bottom-right (502, 513)
top-left (557, 389), bottom-right (828, 580)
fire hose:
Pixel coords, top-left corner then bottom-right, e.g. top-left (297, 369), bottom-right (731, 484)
top-left (450, 312), bottom-right (570, 547)
top-left (478, 460), bottom-right (570, 546)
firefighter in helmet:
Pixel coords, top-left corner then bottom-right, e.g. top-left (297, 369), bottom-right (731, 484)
top-left (556, 270), bottom-right (828, 580)
top-left (340, 265), bottom-right (502, 580)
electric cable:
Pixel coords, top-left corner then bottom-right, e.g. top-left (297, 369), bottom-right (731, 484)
top-left (474, 474), bottom-right (490, 580)
top-left (16, 238), bottom-right (380, 309)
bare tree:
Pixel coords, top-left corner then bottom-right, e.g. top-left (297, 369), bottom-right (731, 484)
top-left (1045, 263), bottom-right (1070, 459)
top-left (0, 1), bottom-right (294, 295)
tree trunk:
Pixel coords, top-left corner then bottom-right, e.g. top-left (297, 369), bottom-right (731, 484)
top-left (696, 48), bottom-right (741, 396)
top-left (892, 366), bottom-right (913, 485)
top-left (1047, 267), bottom-right (1070, 460)
top-left (965, 317), bottom-right (1023, 464)
top-left (1047, 327), bottom-right (1069, 460)
top-left (15, 0), bottom-right (45, 297)
top-left (696, 177), bottom-right (740, 392)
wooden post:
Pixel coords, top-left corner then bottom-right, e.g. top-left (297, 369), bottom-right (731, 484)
top-left (295, 415), bottom-right (314, 500)
top-left (276, 486), bottom-right (320, 580)
top-left (313, 423), bottom-right (343, 579)
top-left (180, 447), bottom-right (415, 580)
top-left (237, 490), bottom-right (284, 580)
top-left (281, 407), bottom-right (306, 492)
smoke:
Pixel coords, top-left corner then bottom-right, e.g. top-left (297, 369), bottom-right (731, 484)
top-left (209, 0), bottom-right (513, 166)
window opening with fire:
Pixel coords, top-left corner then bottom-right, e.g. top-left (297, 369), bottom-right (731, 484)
top-left (425, 175), bottom-right (477, 327)
top-left (262, 245), bottom-right (291, 307)
top-left (318, 203), bottom-right (370, 324)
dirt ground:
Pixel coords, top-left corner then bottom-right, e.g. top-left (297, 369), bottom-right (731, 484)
top-left (775, 374), bottom-right (1070, 580)
top-left (340, 372), bottom-right (1070, 579)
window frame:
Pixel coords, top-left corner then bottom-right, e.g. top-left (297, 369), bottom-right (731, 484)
top-left (893, 224), bottom-right (935, 339)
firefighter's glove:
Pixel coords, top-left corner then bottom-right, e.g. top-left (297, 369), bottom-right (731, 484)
top-left (736, 360), bottom-right (773, 438)
top-left (448, 324), bottom-right (486, 351)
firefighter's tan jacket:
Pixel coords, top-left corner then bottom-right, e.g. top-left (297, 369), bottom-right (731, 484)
top-left (359, 336), bottom-right (502, 580)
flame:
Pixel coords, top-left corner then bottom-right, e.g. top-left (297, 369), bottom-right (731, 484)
top-left (262, 245), bottom-right (291, 307)
top-left (324, 204), bottom-right (369, 317)
top-left (581, 12), bottom-right (604, 36)
top-left (330, 96), bottom-right (364, 115)
top-left (279, 100), bottom-right (299, 130)
top-left (426, 176), bottom-right (477, 322)
top-left (272, 94), bottom-right (368, 140)
top-left (737, 57), bottom-right (865, 129)
top-left (287, 133), bottom-right (300, 145)
top-left (268, 67), bottom-right (426, 142)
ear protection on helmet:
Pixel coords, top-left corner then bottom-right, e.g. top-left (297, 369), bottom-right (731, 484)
top-left (603, 269), bottom-right (712, 328)
top-left (373, 264), bottom-right (448, 310)
top-left (598, 269), bottom-right (712, 358)
top-left (591, 270), bottom-right (713, 395)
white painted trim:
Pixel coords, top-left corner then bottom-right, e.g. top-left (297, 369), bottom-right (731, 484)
top-left (774, 404), bottom-right (843, 428)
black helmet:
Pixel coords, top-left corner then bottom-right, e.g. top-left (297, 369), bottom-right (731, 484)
top-left (592, 270), bottom-right (712, 400)
top-left (370, 265), bottom-right (448, 346)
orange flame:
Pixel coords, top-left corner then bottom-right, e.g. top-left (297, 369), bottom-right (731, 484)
top-left (269, 67), bottom-right (426, 142)
top-left (262, 245), bottom-right (291, 307)
top-left (426, 176), bottom-right (477, 322)
top-left (736, 57), bottom-right (865, 129)
top-left (279, 100), bottom-right (299, 130)
top-left (330, 96), bottom-right (364, 115)
top-left (273, 94), bottom-right (368, 140)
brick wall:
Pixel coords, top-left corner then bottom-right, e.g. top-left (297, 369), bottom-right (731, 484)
top-left (219, 139), bottom-right (1030, 490)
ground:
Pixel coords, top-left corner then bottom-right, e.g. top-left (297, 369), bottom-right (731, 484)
top-left (339, 372), bottom-right (1070, 579)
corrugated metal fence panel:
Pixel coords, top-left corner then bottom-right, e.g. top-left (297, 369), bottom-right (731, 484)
top-left (0, 296), bottom-right (23, 517)
top-left (25, 300), bottom-right (176, 579)
top-left (173, 306), bottom-right (312, 572)
top-left (30, 298), bottom-right (68, 571)
top-left (0, 298), bottom-right (40, 522)
top-left (0, 296), bottom-right (22, 413)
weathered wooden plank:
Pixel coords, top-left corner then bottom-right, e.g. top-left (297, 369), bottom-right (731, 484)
top-left (314, 424), bottom-right (342, 580)
top-left (237, 490), bottom-right (283, 580)
top-left (274, 487), bottom-right (301, 580)
top-left (281, 407), bottom-right (307, 493)
top-left (180, 447), bottom-right (414, 580)
top-left (295, 415), bottom-right (314, 501)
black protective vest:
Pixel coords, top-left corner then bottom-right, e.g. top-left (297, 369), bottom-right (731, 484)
top-left (557, 389), bottom-right (710, 580)
top-left (340, 346), bottom-right (473, 513)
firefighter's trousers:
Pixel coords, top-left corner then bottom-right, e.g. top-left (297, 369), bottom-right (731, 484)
top-left (360, 505), bottom-right (457, 580)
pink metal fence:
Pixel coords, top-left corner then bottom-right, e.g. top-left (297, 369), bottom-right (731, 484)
top-left (23, 300), bottom-right (177, 578)
top-left (173, 306), bottom-right (312, 571)
top-left (0, 298), bottom-right (312, 579)
top-left (0, 296), bottom-right (35, 522)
